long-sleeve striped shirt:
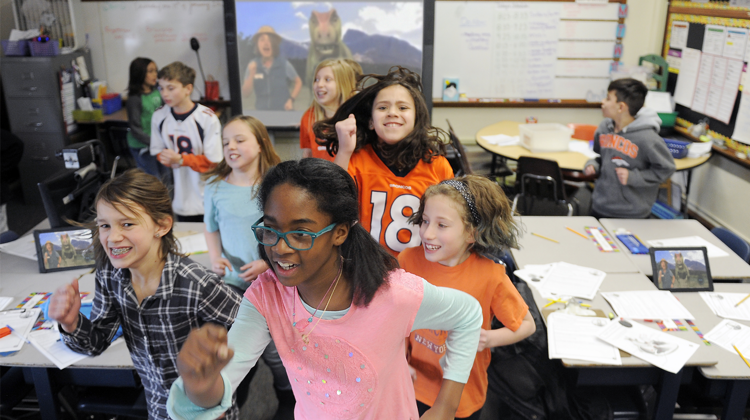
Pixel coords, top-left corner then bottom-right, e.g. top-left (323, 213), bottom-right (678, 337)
top-left (60, 253), bottom-right (241, 420)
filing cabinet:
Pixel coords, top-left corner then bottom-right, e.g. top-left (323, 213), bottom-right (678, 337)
top-left (1, 50), bottom-right (93, 204)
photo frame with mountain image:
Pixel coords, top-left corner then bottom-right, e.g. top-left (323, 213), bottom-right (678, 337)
top-left (650, 247), bottom-right (713, 292)
top-left (34, 227), bottom-right (95, 274)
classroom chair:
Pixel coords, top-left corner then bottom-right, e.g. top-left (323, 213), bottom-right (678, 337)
top-left (511, 157), bottom-right (577, 216)
top-left (445, 120), bottom-right (473, 176)
top-left (711, 227), bottom-right (750, 263)
top-left (107, 124), bottom-right (137, 170)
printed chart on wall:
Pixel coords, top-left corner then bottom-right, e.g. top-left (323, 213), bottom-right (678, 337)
top-left (663, 12), bottom-right (750, 145)
top-left (433, 1), bottom-right (626, 101)
top-left (95, 2), bottom-right (229, 99)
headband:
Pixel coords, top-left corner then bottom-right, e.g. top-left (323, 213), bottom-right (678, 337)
top-left (440, 180), bottom-right (480, 226)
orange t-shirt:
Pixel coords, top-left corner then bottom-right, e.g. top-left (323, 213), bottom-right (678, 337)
top-left (348, 145), bottom-right (453, 256)
top-left (299, 107), bottom-right (335, 161)
top-left (399, 247), bottom-right (529, 417)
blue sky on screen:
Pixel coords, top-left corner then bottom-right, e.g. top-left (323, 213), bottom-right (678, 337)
top-left (235, 1), bottom-right (423, 49)
top-left (654, 250), bottom-right (706, 266)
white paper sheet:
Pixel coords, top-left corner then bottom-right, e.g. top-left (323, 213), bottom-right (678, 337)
top-left (692, 82), bottom-right (709, 114)
top-left (568, 140), bottom-right (599, 159)
top-left (28, 327), bottom-right (88, 369)
top-left (670, 21), bottom-right (689, 50)
top-left (176, 233), bottom-right (209, 255)
top-left (704, 319), bottom-right (750, 355)
top-left (699, 292), bottom-right (750, 321)
top-left (481, 134), bottom-right (520, 146)
top-left (698, 53), bottom-right (715, 85)
top-left (548, 312), bottom-right (622, 365)
top-left (520, 262), bottom-right (606, 300)
top-left (601, 291), bottom-right (695, 320)
top-left (646, 236), bottom-right (729, 258)
top-left (704, 25), bottom-right (727, 56)
top-left (0, 297), bottom-right (12, 311)
top-left (732, 91), bottom-right (750, 145)
top-left (674, 48), bottom-right (702, 107)
top-left (0, 308), bottom-right (41, 353)
top-left (596, 318), bottom-right (699, 373)
top-left (0, 235), bottom-right (38, 261)
top-left (644, 91), bottom-right (674, 113)
top-left (724, 28), bottom-right (749, 61)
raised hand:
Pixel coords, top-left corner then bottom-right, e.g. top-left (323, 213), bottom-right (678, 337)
top-left (176, 323), bottom-right (234, 399)
top-left (48, 278), bottom-right (82, 333)
top-left (335, 114), bottom-right (358, 154)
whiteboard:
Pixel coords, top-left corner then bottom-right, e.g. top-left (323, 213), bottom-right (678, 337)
top-left (95, 1), bottom-right (229, 100)
top-left (433, 1), bottom-right (620, 100)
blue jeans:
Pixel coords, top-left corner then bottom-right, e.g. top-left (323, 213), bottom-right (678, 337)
top-left (129, 147), bottom-right (164, 179)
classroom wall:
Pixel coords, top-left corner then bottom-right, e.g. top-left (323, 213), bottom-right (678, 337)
top-left (0, 0), bottom-right (15, 40)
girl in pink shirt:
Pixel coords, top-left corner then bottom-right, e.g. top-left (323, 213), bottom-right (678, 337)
top-left (168, 159), bottom-right (482, 420)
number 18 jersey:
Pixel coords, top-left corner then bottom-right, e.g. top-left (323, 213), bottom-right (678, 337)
top-left (348, 145), bottom-right (454, 256)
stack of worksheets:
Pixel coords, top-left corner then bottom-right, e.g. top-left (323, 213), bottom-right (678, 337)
top-left (515, 261), bottom-right (606, 300)
top-left (699, 292), bottom-right (750, 321)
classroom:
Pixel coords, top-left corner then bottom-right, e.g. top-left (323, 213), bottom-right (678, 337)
top-left (1, 0), bottom-right (750, 419)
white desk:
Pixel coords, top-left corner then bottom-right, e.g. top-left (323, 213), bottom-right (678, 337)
top-left (0, 222), bottom-right (208, 419)
top-left (599, 219), bottom-right (750, 280)
top-left (511, 216), bottom-right (641, 274)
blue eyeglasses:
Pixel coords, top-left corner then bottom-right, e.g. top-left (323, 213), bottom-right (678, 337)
top-left (251, 217), bottom-right (336, 251)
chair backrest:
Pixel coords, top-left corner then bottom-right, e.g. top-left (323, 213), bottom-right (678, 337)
top-left (512, 157), bottom-right (573, 216)
top-left (446, 119), bottom-right (473, 176)
top-left (567, 124), bottom-right (597, 141)
top-left (711, 227), bottom-right (750, 263)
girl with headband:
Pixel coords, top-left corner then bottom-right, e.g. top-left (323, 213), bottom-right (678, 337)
top-left (400, 175), bottom-right (536, 419)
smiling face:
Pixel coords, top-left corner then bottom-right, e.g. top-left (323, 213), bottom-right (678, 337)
top-left (46, 242), bottom-right (53, 252)
top-left (96, 200), bottom-right (170, 274)
top-left (370, 84), bottom-right (416, 146)
top-left (418, 194), bottom-right (475, 267)
top-left (222, 120), bottom-right (262, 172)
top-left (314, 66), bottom-right (338, 108)
top-left (261, 183), bottom-right (347, 289)
top-left (660, 260), bottom-right (667, 270)
top-left (257, 34), bottom-right (274, 58)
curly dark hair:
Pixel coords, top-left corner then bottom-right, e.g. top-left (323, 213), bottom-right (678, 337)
top-left (257, 159), bottom-right (398, 307)
top-left (313, 66), bottom-right (448, 171)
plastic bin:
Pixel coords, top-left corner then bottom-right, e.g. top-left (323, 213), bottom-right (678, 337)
top-left (29, 40), bottom-right (59, 56)
top-left (1, 40), bottom-right (29, 56)
top-left (519, 123), bottom-right (573, 153)
top-left (658, 112), bottom-right (678, 128)
top-left (72, 109), bottom-right (103, 123)
top-left (101, 93), bottom-right (122, 115)
top-left (663, 138), bottom-right (689, 159)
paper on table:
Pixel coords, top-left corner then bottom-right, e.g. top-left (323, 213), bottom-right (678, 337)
top-left (547, 312), bottom-right (622, 365)
top-left (601, 291), bottom-right (695, 320)
top-left (0, 308), bottom-right (41, 352)
top-left (568, 141), bottom-right (599, 159)
top-left (723, 28), bottom-right (749, 61)
top-left (670, 21), bottom-right (689, 50)
top-left (699, 292), bottom-right (750, 321)
top-left (673, 48), bottom-right (701, 108)
top-left (28, 327), bottom-right (88, 369)
top-left (704, 25), bottom-right (727, 56)
top-left (177, 233), bottom-right (209, 255)
top-left (704, 319), bottom-right (750, 355)
top-left (647, 236), bottom-right (729, 258)
top-left (523, 262), bottom-right (606, 300)
top-left (0, 297), bottom-right (12, 311)
top-left (481, 134), bottom-right (520, 146)
top-left (0, 235), bottom-right (38, 261)
top-left (596, 318), bottom-right (699, 373)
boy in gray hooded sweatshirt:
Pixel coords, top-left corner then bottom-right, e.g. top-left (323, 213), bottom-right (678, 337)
top-left (584, 78), bottom-right (675, 219)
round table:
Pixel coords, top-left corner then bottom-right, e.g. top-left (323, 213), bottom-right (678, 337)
top-left (475, 120), bottom-right (711, 172)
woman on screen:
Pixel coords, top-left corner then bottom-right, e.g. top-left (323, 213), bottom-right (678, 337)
top-left (656, 259), bottom-right (675, 289)
top-left (241, 26), bottom-right (302, 111)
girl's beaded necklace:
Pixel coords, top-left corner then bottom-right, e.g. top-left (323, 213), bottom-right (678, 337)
top-left (292, 256), bottom-right (344, 344)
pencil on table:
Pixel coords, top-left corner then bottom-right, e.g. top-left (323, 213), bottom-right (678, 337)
top-left (566, 227), bottom-right (589, 240)
top-left (733, 344), bottom-right (750, 369)
top-left (75, 267), bottom-right (96, 281)
top-left (735, 293), bottom-right (750, 308)
top-left (531, 232), bottom-right (559, 243)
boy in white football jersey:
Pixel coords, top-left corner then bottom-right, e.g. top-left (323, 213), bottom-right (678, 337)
top-left (150, 62), bottom-right (223, 222)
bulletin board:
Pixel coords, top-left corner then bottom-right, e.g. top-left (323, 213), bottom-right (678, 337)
top-left (661, 1), bottom-right (750, 154)
top-left (432, 0), bottom-right (627, 108)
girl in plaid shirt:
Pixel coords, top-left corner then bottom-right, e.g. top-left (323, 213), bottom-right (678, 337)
top-left (48, 169), bottom-right (242, 420)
